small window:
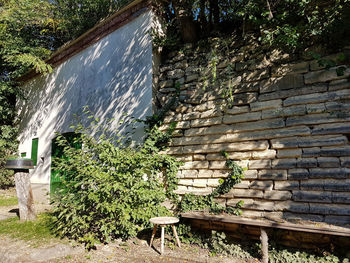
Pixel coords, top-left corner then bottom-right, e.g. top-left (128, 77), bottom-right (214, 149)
top-left (21, 152), bottom-right (26, 157)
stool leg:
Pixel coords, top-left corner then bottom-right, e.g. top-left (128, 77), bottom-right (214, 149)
top-left (161, 226), bottom-right (165, 255)
top-left (150, 224), bottom-right (157, 247)
top-left (172, 224), bottom-right (181, 248)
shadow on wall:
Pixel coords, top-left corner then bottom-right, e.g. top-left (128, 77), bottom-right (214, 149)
top-left (17, 11), bottom-right (153, 182)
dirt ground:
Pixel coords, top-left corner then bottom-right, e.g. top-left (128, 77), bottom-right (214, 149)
top-left (0, 234), bottom-right (259, 263)
top-left (0, 188), bottom-right (258, 263)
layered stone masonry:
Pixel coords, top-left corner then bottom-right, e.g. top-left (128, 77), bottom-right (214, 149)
top-left (154, 36), bottom-right (350, 225)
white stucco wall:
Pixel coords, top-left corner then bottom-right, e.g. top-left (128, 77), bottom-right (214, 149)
top-left (17, 10), bottom-right (154, 187)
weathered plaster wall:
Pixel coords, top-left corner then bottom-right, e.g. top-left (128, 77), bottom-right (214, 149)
top-left (18, 10), bottom-right (153, 189)
top-left (155, 36), bottom-right (350, 225)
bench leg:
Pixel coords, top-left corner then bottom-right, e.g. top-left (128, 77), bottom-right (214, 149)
top-left (172, 224), bottom-right (181, 247)
top-left (260, 227), bottom-right (269, 263)
top-left (150, 224), bottom-right (158, 247)
top-left (161, 225), bottom-right (165, 255)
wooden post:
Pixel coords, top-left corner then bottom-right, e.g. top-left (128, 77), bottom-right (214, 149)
top-left (14, 170), bottom-right (36, 221)
top-left (260, 227), bottom-right (269, 263)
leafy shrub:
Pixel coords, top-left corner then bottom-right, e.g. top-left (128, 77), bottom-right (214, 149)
top-left (50, 120), bottom-right (181, 249)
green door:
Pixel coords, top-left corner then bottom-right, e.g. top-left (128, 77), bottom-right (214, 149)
top-left (50, 133), bottom-right (81, 194)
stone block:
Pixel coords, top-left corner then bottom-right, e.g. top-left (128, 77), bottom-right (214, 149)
top-left (332, 192), bottom-right (350, 203)
top-left (184, 125), bottom-right (229, 137)
top-left (251, 150), bottom-right (276, 159)
top-left (227, 126), bottom-right (310, 142)
top-left (288, 169), bottom-right (309, 180)
top-left (271, 62), bottom-right (309, 76)
top-left (212, 170), bottom-right (229, 178)
top-left (181, 161), bottom-right (209, 169)
top-left (244, 170), bottom-right (258, 179)
top-left (223, 112), bottom-right (261, 124)
top-left (340, 157), bottom-right (350, 167)
top-left (243, 69), bottom-right (270, 82)
top-left (259, 84), bottom-right (327, 101)
top-left (317, 157), bottom-right (340, 168)
top-left (302, 147), bottom-right (321, 158)
top-left (300, 179), bottom-right (324, 191)
top-left (235, 62), bottom-right (249, 71)
top-left (182, 112), bottom-right (201, 121)
top-left (271, 135), bottom-right (347, 149)
top-left (159, 80), bottom-right (174, 89)
top-left (306, 103), bottom-right (326, 114)
top-left (293, 191), bottom-right (332, 203)
top-left (264, 191), bottom-right (292, 201)
top-left (183, 141), bottom-right (269, 154)
top-left (229, 92), bottom-right (258, 105)
top-left (233, 181), bottom-right (250, 189)
top-left (250, 99), bottom-right (282, 112)
top-left (274, 181), bottom-right (299, 190)
top-left (272, 159), bottom-right (297, 169)
top-left (283, 213), bottom-right (324, 222)
top-left (186, 74), bottom-right (199, 83)
top-left (207, 178), bottom-right (221, 187)
top-left (176, 155), bottom-right (192, 162)
top-left (167, 69), bottom-right (185, 79)
top-left (277, 149), bottom-right (302, 158)
top-left (258, 169), bottom-right (287, 180)
top-left (201, 109), bottom-right (222, 119)
top-left (260, 74), bottom-right (304, 93)
top-left (304, 66), bottom-right (350, 84)
top-left (323, 179), bottom-right (350, 192)
top-left (328, 79), bottom-right (350, 91)
top-left (312, 122), bottom-right (350, 135)
top-left (297, 158), bottom-right (318, 168)
top-left (225, 106), bottom-right (249, 115)
top-left (245, 200), bottom-right (275, 211)
top-left (209, 161), bottom-right (227, 169)
top-left (233, 118), bottom-right (285, 132)
top-left (178, 179), bottom-right (193, 186)
top-left (250, 181), bottom-right (273, 190)
top-left (248, 160), bottom-right (271, 169)
top-left (192, 179), bottom-right (208, 188)
top-left (172, 134), bottom-right (227, 146)
top-left (182, 170), bottom-right (198, 178)
top-left (321, 146), bottom-right (350, 157)
top-left (325, 215), bottom-right (350, 225)
top-left (193, 154), bottom-right (206, 161)
top-left (197, 170), bottom-right (213, 178)
top-left (325, 101), bottom-right (350, 111)
top-left (262, 105), bottom-right (306, 119)
top-left (241, 210), bottom-right (264, 218)
top-left (274, 201), bottom-right (309, 213)
top-left (232, 189), bottom-right (264, 198)
top-left (191, 117), bottom-right (222, 128)
top-left (286, 113), bottom-right (350, 126)
top-left (309, 168), bottom-right (350, 179)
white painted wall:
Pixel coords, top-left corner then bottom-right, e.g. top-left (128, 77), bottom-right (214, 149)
top-left (17, 10), bottom-right (154, 188)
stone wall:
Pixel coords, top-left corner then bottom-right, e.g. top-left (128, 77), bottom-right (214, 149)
top-left (154, 35), bottom-right (350, 225)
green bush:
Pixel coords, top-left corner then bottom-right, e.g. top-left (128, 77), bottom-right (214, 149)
top-left (50, 120), bottom-right (180, 249)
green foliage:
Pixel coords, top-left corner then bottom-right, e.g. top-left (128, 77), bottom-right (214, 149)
top-left (177, 151), bottom-right (244, 215)
top-left (51, 0), bottom-right (133, 43)
top-left (50, 117), bottom-right (181, 249)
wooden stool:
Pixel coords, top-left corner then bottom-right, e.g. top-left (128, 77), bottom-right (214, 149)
top-left (149, 216), bottom-right (181, 254)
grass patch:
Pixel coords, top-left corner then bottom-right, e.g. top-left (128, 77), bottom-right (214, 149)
top-left (0, 196), bottom-right (17, 206)
top-left (0, 213), bottom-right (59, 246)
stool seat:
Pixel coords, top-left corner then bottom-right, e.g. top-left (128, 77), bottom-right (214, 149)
top-left (149, 216), bottom-right (179, 225)
top-left (149, 216), bottom-right (181, 255)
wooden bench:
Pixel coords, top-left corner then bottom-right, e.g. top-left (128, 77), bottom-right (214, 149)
top-left (181, 212), bottom-right (350, 263)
